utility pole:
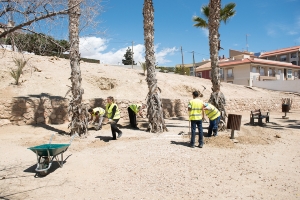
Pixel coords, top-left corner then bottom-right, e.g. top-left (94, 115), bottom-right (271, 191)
top-left (192, 51), bottom-right (195, 76)
top-left (181, 46), bottom-right (184, 75)
top-left (131, 41), bottom-right (134, 69)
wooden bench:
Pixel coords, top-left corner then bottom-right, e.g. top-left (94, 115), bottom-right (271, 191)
top-left (250, 109), bottom-right (269, 126)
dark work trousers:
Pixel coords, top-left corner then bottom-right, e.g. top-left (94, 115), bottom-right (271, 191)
top-left (128, 107), bottom-right (137, 128)
top-left (111, 119), bottom-right (121, 139)
top-left (190, 120), bottom-right (203, 146)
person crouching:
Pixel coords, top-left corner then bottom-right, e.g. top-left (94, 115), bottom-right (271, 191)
top-left (88, 107), bottom-right (105, 131)
top-left (203, 102), bottom-right (221, 137)
top-left (128, 103), bottom-right (146, 129)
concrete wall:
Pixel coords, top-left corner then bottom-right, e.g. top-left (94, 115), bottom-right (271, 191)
top-left (232, 64), bottom-right (250, 85)
top-left (252, 73), bottom-right (300, 93)
top-left (0, 96), bottom-right (299, 126)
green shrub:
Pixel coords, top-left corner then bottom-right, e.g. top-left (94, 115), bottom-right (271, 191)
top-left (10, 58), bottom-right (28, 85)
top-left (139, 62), bottom-right (147, 75)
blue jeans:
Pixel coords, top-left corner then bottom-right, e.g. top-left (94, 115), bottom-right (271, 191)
top-left (190, 120), bottom-right (203, 146)
top-left (208, 116), bottom-right (221, 136)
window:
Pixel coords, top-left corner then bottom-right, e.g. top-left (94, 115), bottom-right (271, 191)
top-left (294, 71), bottom-right (298, 79)
top-left (260, 67), bottom-right (264, 76)
top-left (291, 61), bottom-right (297, 65)
top-left (280, 55), bottom-right (287, 61)
top-left (252, 66), bottom-right (256, 73)
top-left (197, 72), bottom-right (202, 78)
top-left (219, 68), bottom-right (224, 78)
top-left (268, 68), bottom-right (273, 76)
top-left (287, 69), bottom-right (292, 78)
top-left (227, 69), bottom-right (233, 78)
top-left (278, 69), bottom-right (282, 75)
top-left (291, 53), bottom-right (297, 58)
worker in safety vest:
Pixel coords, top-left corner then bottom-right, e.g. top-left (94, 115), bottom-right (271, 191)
top-left (203, 102), bottom-right (221, 137)
top-left (128, 103), bottom-right (146, 129)
top-left (106, 96), bottom-right (122, 140)
top-left (188, 91), bottom-right (204, 148)
top-left (88, 107), bottom-right (105, 131)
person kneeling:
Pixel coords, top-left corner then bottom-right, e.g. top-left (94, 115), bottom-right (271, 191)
top-left (88, 107), bottom-right (105, 131)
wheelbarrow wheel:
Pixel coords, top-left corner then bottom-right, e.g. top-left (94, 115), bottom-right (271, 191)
top-left (38, 157), bottom-right (49, 176)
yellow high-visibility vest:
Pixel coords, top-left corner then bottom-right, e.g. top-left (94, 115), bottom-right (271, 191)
top-left (204, 103), bottom-right (220, 120)
top-left (188, 99), bottom-right (203, 120)
top-left (106, 103), bottom-right (120, 119)
top-left (129, 104), bottom-right (141, 114)
top-left (92, 107), bottom-right (105, 116)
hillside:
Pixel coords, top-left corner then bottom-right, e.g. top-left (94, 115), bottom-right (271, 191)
top-left (0, 49), bottom-right (295, 102)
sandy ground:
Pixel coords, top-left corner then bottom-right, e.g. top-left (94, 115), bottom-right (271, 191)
top-left (0, 49), bottom-right (300, 199)
top-left (0, 49), bottom-right (296, 101)
top-left (0, 110), bottom-right (299, 199)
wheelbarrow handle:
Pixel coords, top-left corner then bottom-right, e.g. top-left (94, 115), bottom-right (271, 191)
top-left (49, 133), bottom-right (56, 144)
top-left (69, 133), bottom-right (78, 144)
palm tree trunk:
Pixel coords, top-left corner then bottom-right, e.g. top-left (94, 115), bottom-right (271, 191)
top-left (208, 0), bottom-right (227, 131)
top-left (143, 0), bottom-right (167, 133)
top-left (209, 0), bottom-right (221, 92)
top-left (68, 0), bottom-right (89, 136)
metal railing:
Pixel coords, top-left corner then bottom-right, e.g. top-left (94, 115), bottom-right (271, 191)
top-left (227, 73), bottom-right (234, 78)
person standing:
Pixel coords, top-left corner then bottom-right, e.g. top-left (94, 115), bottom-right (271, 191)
top-left (188, 91), bottom-right (204, 148)
top-left (88, 107), bottom-right (105, 131)
top-left (106, 96), bottom-right (122, 140)
top-left (203, 102), bottom-right (221, 137)
top-left (128, 103), bottom-right (146, 129)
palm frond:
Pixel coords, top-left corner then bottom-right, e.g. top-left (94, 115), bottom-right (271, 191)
top-left (10, 57), bottom-right (28, 85)
top-left (220, 2), bottom-right (236, 24)
top-left (201, 5), bottom-right (209, 18)
top-left (193, 16), bottom-right (208, 28)
top-left (139, 61), bottom-right (147, 75)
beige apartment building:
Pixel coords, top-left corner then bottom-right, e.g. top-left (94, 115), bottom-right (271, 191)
top-left (259, 45), bottom-right (300, 66)
top-left (195, 53), bottom-right (300, 86)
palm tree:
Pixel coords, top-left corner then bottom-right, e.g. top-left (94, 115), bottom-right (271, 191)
top-left (143, 0), bottom-right (167, 133)
top-left (207, 0), bottom-right (228, 131)
top-left (68, 0), bottom-right (89, 136)
top-left (193, 2), bottom-right (236, 28)
top-left (193, 2), bottom-right (236, 51)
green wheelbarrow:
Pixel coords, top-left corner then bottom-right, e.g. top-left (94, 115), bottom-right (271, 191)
top-left (28, 133), bottom-right (77, 176)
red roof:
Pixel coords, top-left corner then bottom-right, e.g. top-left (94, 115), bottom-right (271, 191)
top-left (196, 58), bottom-right (300, 72)
top-left (260, 46), bottom-right (300, 57)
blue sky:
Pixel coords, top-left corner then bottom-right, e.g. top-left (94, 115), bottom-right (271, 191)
top-left (80, 0), bottom-right (300, 67)
top-left (3, 0), bottom-right (299, 67)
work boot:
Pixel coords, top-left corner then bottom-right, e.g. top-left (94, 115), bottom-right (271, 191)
top-left (198, 143), bottom-right (203, 148)
top-left (117, 132), bottom-right (122, 138)
top-left (95, 126), bottom-right (101, 131)
top-left (189, 143), bottom-right (195, 148)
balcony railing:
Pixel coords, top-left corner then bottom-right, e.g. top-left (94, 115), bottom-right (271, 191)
top-left (227, 73), bottom-right (234, 79)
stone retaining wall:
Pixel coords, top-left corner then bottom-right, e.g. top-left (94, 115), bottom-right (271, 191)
top-left (0, 97), bottom-right (299, 126)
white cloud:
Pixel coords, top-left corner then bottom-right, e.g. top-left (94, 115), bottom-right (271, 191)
top-left (155, 46), bottom-right (178, 64)
top-left (288, 31), bottom-right (298, 35)
top-left (267, 28), bottom-right (276, 36)
top-left (202, 28), bottom-right (209, 37)
top-left (79, 37), bottom-right (108, 57)
top-left (79, 36), bottom-right (178, 65)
